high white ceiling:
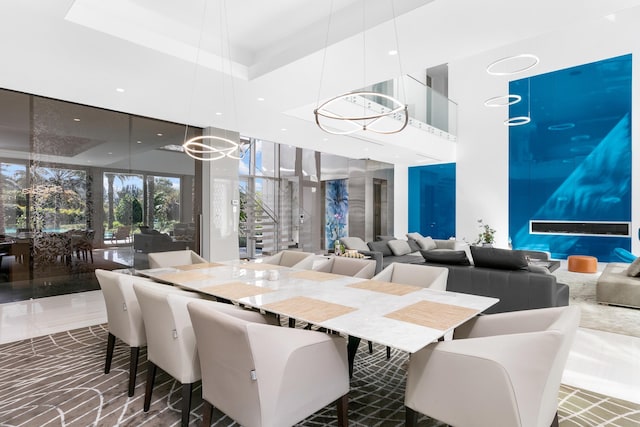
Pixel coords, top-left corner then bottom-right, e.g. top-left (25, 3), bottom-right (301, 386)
top-left (1, 0), bottom-right (639, 166)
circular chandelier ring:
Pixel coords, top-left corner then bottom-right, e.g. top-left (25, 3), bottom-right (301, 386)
top-left (182, 135), bottom-right (239, 161)
top-left (484, 94), bottom-right (521, 107)
top-left (504, 116), bottom-right (531, 126)
top-left (486, 54), bottom-right (539, 76)
top-left (314, 91), bottom-right (408, 135)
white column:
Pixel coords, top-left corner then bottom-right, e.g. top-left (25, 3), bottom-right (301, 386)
top-left (200, 127), bottom-right (240, 262)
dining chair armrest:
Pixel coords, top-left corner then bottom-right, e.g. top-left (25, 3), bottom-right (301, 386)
top-left (454, 306), bottom-right (568, 339)
top-left (248, 325), bottom-right (349, 413)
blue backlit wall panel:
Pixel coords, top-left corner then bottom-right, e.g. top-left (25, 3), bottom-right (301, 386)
top-left (508, 54), bottom-right (632, 261)
top-left (408, 163), bottom-right (455, 239)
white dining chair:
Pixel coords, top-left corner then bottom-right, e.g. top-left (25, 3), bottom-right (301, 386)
top-left (187, 298), bottom-right (350, 427)
top-left (259, 250), bottom-right (315, 269)
top-left (147, 249), bottom-right (207, 269)
top-left (132, 279), bottom-right (205, 427)
top-left (372, 262), bottom-right (448, 290)
top-left (313, 256), bottom-right (377, 279)
top-left (405, 306), bottom-right (581, 427)
top-left (95, 269), bottom-right (148, 397)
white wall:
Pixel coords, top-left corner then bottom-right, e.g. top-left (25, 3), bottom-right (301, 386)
top-left (450, 12), bottom-right (640, 254)
top-left (200, 127), bottom-right (241, 262)
top-left (394, 166), bottom-right (408, 239)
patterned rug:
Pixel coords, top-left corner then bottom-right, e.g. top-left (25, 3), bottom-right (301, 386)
top-left (1, 325), bottom-right (639, 426)
top-left (553, 269), bottom-right (640, 338)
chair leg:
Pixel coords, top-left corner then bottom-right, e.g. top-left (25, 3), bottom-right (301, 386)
top-left (128, 346), bottom-right (140, 397)
top-left (386, 346), bottom-right (391, 359)
top-left (104, 333), bottom-right (115, 374)
top-left (288, 317), bottom-right (296, 328)
top-left (336, 393), bottom-right (348, 427)
top-left (202, 400), bottom-right (213, 427)
top-left (550, 411), bottom-right (559, 427)
top-left (181, 382), bottom-right (194, 427)
top-left (368, 341), bottom-right (373, 354)
top-left (405, 406), bottom-right (418, 427)
top-left (347, 335), bottom-right (361, 378)
top-left (143, 361), bottom-right (157, 410)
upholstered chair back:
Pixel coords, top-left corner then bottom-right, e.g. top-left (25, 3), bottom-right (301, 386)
top-left (148, 250), bottom-right (207, 269)
top-left (261, 250), bottom-right (315, 268)
top-left (315, 256), bottom-right (376, 279)
top-left (132, 279), bottom-right (203, 384)
top-left (188, 299), bottom-right (350, 427)
top-left (373, 262), bottom-right (449, 290)
top-left (95, 269), bottom-right (146, 348)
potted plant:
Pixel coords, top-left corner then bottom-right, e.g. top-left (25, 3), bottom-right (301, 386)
top-left (475, 219), bottom-right (496, 246)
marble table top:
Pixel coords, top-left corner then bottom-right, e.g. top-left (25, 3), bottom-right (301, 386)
top-left (138, 260), bottom-right (498, 353)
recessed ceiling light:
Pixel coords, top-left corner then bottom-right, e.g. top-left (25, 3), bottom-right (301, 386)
top-left (257, 97), bottom-right (265, 101)
top-left (108, 152), bottom-right (112, 155)
top-left (605, 13), bottom-right (616, 22)
top-left (137, 140), bottom-right (142, 144)
top-left (281, 128), bottom-right (287, 131)
top-left (388, 50), bottom-right (398, 56)
top-left (322, 138), bottom-right (328, 141)
top-left (116, 88), bottom-right (125, 93)
top-left (157, 133), bottom-right (163, 137)
top-left (73, 118), bottom-right (81, 122)
top-left (215, 112), bottom-right (222, 116)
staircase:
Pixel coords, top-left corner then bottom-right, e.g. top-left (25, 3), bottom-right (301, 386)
top-left (241, 178), bottom-right (298, 257)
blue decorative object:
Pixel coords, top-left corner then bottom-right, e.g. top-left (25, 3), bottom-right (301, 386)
top-left (325, 179), bottom-right (348, 249)
top-left (508, 54), bottom-right (632, 262)
top-left (613, 247), bottom-right (637, 263)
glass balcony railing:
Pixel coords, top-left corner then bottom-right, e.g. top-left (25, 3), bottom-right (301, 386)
top-left (361, 75), bottom-right (458, 141)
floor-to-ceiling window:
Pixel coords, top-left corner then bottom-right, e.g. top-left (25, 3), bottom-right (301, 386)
top-left (0, 87), bottom-right (200, 303)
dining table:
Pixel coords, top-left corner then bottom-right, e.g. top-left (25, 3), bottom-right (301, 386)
top-left (137, 260), bottom-right (499, 376)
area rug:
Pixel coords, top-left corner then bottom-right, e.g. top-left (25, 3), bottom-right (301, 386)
top-left (553, 268), bottom-right (640, 338)
top-left (1, 325), bottom-right (639, 426)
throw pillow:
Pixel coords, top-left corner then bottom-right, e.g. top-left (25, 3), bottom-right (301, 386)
top-left (470, 246), bottom-right (528, 270)
top-left (339, 237), bottom-right (370, 252)
top-left (406, 232), bottom-right (424, 241)
top-left (407, 239), bottom-right (421, 253)
top-left (367, 240), bottom-right (393, 257)
top-left (421, 249), bottom-right (470, 265)
top-left (626, 256), bottom-right (640, 277)
top-left (417, 236), bottom-right (437, 251)
top-left (387, 239), bottom-right (412, 256)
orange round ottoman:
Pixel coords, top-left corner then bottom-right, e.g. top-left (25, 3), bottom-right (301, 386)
top-left (567, 255), bottom-right (598, 273)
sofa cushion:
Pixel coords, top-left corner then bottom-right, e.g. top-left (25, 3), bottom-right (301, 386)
top-left (406, 232), bottom-right (425, 241)
top-left (340, 237), bottom-right (369, 252)
top-left (626, 256), bottom-right (640, 277)
top-left (470, 246), bottom-right (528, 270)
top-left (387, 239), bottom-right (412, 256)
top-left (417, 236), bottom-right (437, 251)
top-left (368, 240), bottom-right (393, 257)
top-left (407, 239), bottom-right (421, 253)
top-left (421, 249), bottom-right (470, 266)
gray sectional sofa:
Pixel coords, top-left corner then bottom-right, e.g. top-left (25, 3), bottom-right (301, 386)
top-left (340, 234), bottom-right (569, 314)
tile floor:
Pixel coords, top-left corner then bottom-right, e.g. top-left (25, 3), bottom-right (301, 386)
top-left (1, 267), bottom-right (638, 405)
